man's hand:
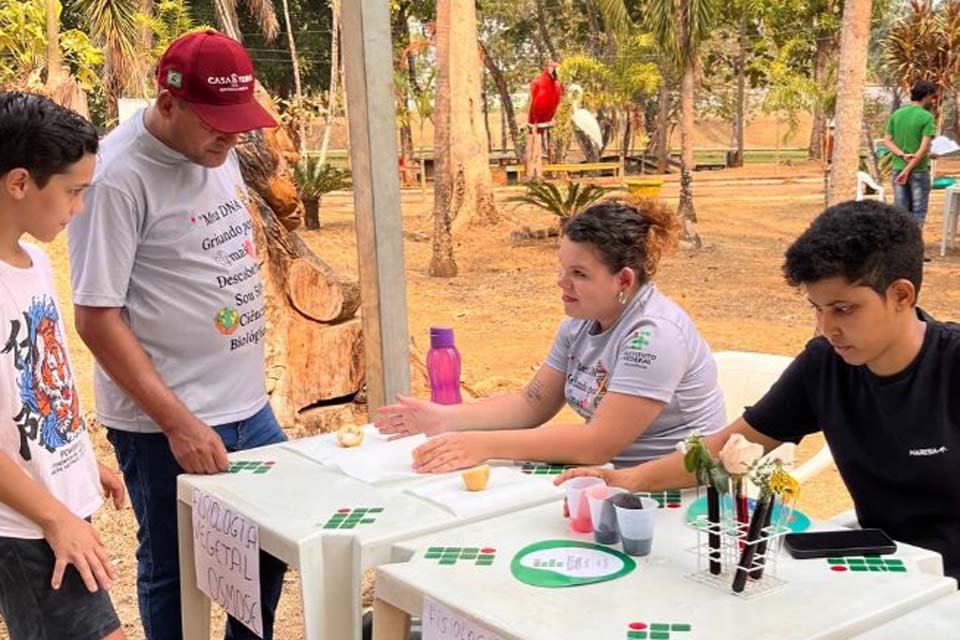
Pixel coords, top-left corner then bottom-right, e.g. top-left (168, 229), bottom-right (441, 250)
top-left (896, 169), bottom-right (912, 186)
top-left (43, 509), bottom-right (116, 592)
top-left (166, 418), bottom-right (229, 474)
top-left (98, 463), bottom-right (125, 509)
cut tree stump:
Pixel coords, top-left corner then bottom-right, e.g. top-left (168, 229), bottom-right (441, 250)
top-left (235, 92), bottom-right (366, 432)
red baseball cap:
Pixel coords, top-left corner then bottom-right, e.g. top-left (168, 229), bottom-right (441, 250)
top-left (156, 30), bottom-right (277, 134)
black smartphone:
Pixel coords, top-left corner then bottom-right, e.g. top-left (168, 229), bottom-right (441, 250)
top-left (784, 529), bottom-right (897, 559)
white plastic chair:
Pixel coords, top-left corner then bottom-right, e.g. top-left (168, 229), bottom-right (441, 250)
top-left (713, 351), bottom-right (834, 484)
top-left (856, 171), bottom-right (886, 203)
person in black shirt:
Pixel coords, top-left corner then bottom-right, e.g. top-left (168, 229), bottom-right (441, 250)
top-left (556, 199), bottom-right (960, 581)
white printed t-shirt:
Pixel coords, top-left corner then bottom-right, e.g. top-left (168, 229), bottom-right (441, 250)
top-left (545, 283), bottom-right (726, 466)
top-left (0, 244), bottom-right (102, 538)
top-left (68, 110), bottom-right (267, 433)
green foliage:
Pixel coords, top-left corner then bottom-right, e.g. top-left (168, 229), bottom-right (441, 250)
top-left (136, 0), bottom-right (210, 62)
top-left (294, 157), bottom-right (352, 199)
top-left (884, 0), bottom-right (960, 94)
top-left (75, 0), bottom-right (145, 94)
top-left (506, 180), bottom-right (619, 222)
top-left (0, 0), bottom-right (102, 91)
top-left (759, 37), bottom-right (818, 140)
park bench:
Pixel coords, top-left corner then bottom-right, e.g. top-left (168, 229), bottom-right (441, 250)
top-left (542, 161), bottom-right (622, 178)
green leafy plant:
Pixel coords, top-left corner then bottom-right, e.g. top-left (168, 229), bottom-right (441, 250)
top-left (293, 157), bottom-right (352, 230)
top-left (0, 0), bottom-right (103, 91)
top-left (506, 180), bottom-right (620, 223)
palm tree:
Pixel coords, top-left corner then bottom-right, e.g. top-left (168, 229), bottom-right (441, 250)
top-left (595, 0), bottom-right (719, 249)
top-left (212, 0), bottom-right (279, 42)
top-left (74, 0), bottom-right (143, 122)
top-left (279, 0), bottom-right (304, 153)
top-left (885, 0), bottom-right (960, 135)
top-left (431, 0), bottom-right (499, 277)
top-left (43, 0), bottom-right (90, 116)
top-left (828, 0), bottom-right (873, 204)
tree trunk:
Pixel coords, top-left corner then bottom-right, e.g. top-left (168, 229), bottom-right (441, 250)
top-left (808, 34), bottom-right (837, 160)
top-left (828, 0), bottom-right (873, 205)
top-left (213, 0), bottom-right (242, 41)
top-left (319, 0), bottom-right (341, 165)
top-left (678, 60), bottom-right (702, 249)
top-left (303, 197), bottom-right (319, 230)
top-left (480, 43), bottom-right (521, 161)
top-left (433, 0), bottom-right (498, 246)
top-left (235, 94), bottom-right (364, 431)
top-left (482, 84), bottom-right (492, 152)
top-left (45, 0), bottom-right (61, 81)
top-left (431, 0), bottom-right (459, 277)
top-left (535, 0), bottom-right (558, 61)
top-left (656, 65), bottom-right (670, 173)
top-left (280, 0), bottom-right (306, 153)
top-left (500, 108), bottom-right (507, 151)
top-left (952, 87), bottom-right (960, 140)
top-left (393, 4), bottom-right (416, 185)
top-left (730, 2), bottom-right (747, 168)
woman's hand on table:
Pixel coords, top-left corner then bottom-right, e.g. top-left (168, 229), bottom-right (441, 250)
top-left (554, 466), bottom-right (635, 490)
top-left (412, 432), bottom-right (491, 473)
top-left (375, 395), bottom-right (452, 440)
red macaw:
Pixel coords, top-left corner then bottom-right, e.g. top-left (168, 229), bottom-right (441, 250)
top-left (527, 62), bottom-right (562, 126)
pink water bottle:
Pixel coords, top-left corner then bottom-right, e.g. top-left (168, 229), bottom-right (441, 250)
top-left (427, 327), bottom-right (463, 404)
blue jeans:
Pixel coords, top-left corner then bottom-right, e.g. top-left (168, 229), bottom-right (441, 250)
top-left (892, 169), bottom-right (931, 227)
top-left (107, 403), bottom-right (288, 640)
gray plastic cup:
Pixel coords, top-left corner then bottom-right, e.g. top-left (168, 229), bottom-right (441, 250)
top-left (587, 486), bottom-right (627, 545)
top-left (613, 494), bottom-right (658, 556)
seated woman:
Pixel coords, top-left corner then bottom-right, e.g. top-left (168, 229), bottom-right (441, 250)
top-left (377, 199), bottom-right (726, 473)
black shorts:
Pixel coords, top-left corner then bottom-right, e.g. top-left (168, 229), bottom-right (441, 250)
top-left (0, 535), bottom-right (121, 640)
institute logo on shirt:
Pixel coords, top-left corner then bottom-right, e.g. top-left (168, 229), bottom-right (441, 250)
top-left (1, 296), bottom-right (85, 461)
top-left (214, 306), bottom-right (240, 335)
top-left (628, 329), bottom-right (652, 350)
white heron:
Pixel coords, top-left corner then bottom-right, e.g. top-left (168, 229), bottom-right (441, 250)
top-left (568, 84), bottom-right (603, 151)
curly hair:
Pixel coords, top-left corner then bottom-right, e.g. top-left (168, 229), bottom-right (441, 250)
top-left (0, 92), bottom-right (98, 188)
top-left (562, 197), bottom-right (679, 284)
top-left (784, 200), bottom-right (923, 298)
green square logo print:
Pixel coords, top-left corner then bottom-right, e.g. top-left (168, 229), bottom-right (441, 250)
top-left (628, 330), bottom-right (652, 350)
top-left (322, 507), bottom-right (384, 530)
top-left (228, 460), bottom-right (275, 474)
top-left (424, 546), bottom-right (496, 566)
top-left (626, 622), bottom-right (692, 639)
top-left (167, 69), bottom-right (182, 88)
top-left (826, 556), bottom-right (906, 573)
top-left (636, 490), bottom-right (682, 509)
top-left (521, 463), bottom-right (576, 475)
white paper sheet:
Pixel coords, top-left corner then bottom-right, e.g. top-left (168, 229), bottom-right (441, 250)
top-left (931, 135), bottom-right (960, 157)
top-left (406, 466), bottom-right (562, 517)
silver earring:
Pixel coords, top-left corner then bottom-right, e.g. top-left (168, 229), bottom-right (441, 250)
top-left (617, 290), bottom-right (626, 305)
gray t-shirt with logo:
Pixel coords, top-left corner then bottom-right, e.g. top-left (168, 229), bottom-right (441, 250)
top-left (545, 283), bottom-right (725, 466)
top-left (68, 111), bottom-right (267, 433)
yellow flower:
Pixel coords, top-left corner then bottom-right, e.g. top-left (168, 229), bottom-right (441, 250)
top-left (770, 468), bottom-right (800, 501)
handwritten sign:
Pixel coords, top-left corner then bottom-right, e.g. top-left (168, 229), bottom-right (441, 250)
top-left (422, 597), bottom-right (505, 640)
top-left (192, 488), bottom-right (262, 637)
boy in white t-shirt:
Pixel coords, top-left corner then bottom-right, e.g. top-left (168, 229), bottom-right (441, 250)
top-left (0, 92), bottom-right (125, 640)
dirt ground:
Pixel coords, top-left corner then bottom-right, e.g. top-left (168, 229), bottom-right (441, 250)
top-left (5, 159), bottom-right (960, 639)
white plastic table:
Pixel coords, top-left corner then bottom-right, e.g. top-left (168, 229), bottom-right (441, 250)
top-left (373, 493), bottom-right (956, 640)
top-left (176, 441), bottom-right (562, 640)
top-left (851, 591), bottom-right (960, 638)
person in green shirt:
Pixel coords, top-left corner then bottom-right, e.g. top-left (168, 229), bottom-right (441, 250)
top-left (882, 80), bottom-right (937, 228)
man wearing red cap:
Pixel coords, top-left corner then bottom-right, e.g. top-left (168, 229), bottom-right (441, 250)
top-left (68, 31), bottom-right (286, 640)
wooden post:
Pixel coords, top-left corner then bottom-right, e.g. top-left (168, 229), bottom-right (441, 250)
top-left (341, 0), bottom-right (411, 414)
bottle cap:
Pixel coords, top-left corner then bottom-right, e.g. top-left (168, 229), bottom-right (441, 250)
top-left (430, 326), bottom-right (455, 349)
